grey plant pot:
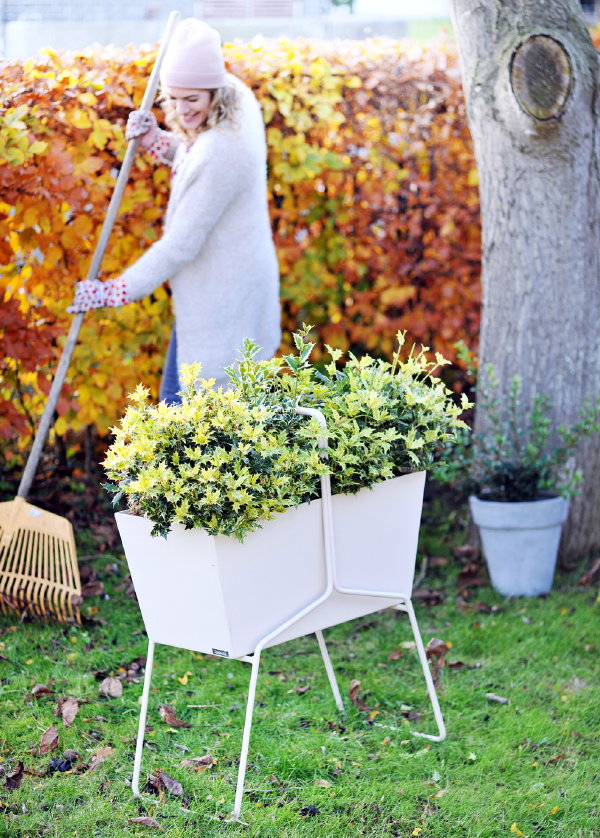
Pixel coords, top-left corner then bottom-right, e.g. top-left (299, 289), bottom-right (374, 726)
top-left (468, 495), bottom-right (570, 597)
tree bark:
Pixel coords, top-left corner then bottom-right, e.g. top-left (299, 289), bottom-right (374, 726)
top-left (449, 0), bottom-right (600, 563)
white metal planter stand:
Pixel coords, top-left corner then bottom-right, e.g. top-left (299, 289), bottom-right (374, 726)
top-left (129, 407), bottom-right (446, 822)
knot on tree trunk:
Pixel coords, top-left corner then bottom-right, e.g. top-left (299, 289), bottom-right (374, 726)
top-left (510, 34), bottom-right (572, 120)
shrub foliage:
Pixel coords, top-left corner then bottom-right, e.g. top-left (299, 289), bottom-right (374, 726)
top-left (0, 36), bottom-right (480, 451)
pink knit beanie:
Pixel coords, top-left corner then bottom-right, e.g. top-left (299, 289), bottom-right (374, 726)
top-left (160, 18), bottom-right (226, 90)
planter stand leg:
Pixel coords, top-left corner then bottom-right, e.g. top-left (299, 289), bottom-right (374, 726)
top-left (228, 650), bottom-right (262, 823)
top-left (315, 630), bottom-right (344, 712)
top-left (400, 599), bottom-right (446, 742)
top-left (132, 639), bottom-right (155, 797)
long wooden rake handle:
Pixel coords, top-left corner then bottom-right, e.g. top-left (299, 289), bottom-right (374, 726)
top-left (17, 10), bottom-right (181, 501)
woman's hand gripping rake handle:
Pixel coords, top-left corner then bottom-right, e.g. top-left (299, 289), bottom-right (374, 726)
top-left (17, 11), bottom-right (181, 501)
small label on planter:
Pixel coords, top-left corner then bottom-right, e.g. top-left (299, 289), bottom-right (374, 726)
top-left (212, 648), bottom-right (230, 658)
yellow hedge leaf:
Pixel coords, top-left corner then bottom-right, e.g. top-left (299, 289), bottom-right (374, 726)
top-left (68, 108), bottom-right (92, 129)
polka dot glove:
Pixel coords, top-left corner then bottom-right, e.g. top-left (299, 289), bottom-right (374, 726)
top-left (126, 110), bottom-right (175, 164)
top-left (67, 277), bottom-right (131, 314)
top-left (125, 110), bottom-right (159, 147)
top-left (145, 130), bottom-right (176, 165)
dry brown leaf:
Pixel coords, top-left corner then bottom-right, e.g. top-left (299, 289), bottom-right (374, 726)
top-left (412, 588), bottom-right (445, 605)
top-left (127, 817), bottom-right (163, 830)
top-left (578, 556), bottom-right (600, 586)
top-left (295, 684), bottom-right (311, 695)
top-left (426, 638), bottom-right (451, 691)
top-left (78, 564), bottom-right (96, 585)
top-left (349, 679), bottom-right (370, 711)
top-left (159, 704), bottom-right (192, 728)
top-left (179, 754), bottom-right (214, 772)
top-left (5, 761), bottom-right (24, 790)
top-left (87, 745), bottom-right (116, 773)
top-left (153, 769), bottom-right (184, 796)
top-left (82, 581), bottom-right (105, 598)
top-left (118, 656), bottom-right (146, 683)
top-left (99, 677), bottom-right (123, 698)
top-left (349, 679), bottom-right (362, 707)
top-left (29, 684), bottom-right (54, 700)
top-left (54, 697), bottom-right (80, 727)
top-left (39, 725), bottom-right (59, 755)
top-left (452, 544), bottom-right (479, 560)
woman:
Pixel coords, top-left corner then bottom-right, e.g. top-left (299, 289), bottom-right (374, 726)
top-left (69, 18), bottom-right (281, 401)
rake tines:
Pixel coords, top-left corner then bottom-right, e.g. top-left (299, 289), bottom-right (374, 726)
top-left (0, 498), bottom-right (81, 624)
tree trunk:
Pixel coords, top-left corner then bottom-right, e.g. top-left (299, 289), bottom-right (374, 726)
top-left (449, 0), bottom-right (600, 563)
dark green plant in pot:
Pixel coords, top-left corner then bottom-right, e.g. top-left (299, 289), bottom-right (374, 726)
top-left (436, 350), bottom-right (600, 502)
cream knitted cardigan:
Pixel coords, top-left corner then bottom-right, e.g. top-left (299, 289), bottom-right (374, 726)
top-left (120, 74), bottom-right (281, 384)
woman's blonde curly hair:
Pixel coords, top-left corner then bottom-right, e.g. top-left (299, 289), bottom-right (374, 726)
top-left (160, 84), bottom-right (240, 142)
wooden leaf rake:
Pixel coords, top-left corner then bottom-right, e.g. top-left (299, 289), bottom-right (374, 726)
top-left (0, 11), bottom-right (180, 623)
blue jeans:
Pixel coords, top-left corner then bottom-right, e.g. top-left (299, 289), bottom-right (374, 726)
top-left (159, 325), bottom-right (182, 405)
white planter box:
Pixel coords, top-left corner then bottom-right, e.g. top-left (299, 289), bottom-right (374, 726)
top-left (115, 471), bottom-right (426, 659)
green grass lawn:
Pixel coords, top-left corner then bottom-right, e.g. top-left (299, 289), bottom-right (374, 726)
top-left (0, 526), bottom-right (598, 837)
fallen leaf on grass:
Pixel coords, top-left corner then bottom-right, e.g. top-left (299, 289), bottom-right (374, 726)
top-left (486, 693), bottom-right (509, 705)
top-left (147, 769), bottom-right (184, 797)
top-left (349, 679), bottom-right (371, 711)
top-left (86, 745), bottom-right (116, 773)
top-left (452, 543), bottom-right (478, 559)
top-left (399, 705), bottom-right (422, 722)
top-left (267, 670), bottom-right (288, 682)
top-left (457, 599), bottom-right (492, 614)
top-left (432, 787), bottom-right (449, 799)
top-left (412, 588), bottom-right (444, 606)
top-left (179, 754), bottom-right (214, 772)
top-left (295, 684), bottom-right (311, 695)
top-left (48, 756), bottom-right (76, 774)
top-left (39, 725), bottom-right (59, 755)
top-left (54, 697), bottom-right (80, 726)
top-left (5, 762), bottom-right (24, 790)
top-left (114, 573), bottom-right (137, 599)
top-left (314, 778), bottom-right (331, 788)
top-left (28, 684), bottom-right (54, 700)
top-left (510, 825), bottom-right (529, 837)
top-left (117, 656), bottom-right (146, 683)
top-left (425, 638), bottom-right (450, 690)
top-left (299, 805), bottom-right (319, 816)
top-left (82, 581), bottom-right (105, 598)
top-left (159, 705), bottom-right (192, 728)
top-left (578, 556), bottom-right (600, 586)
top-left (99, 677), bottom-right (122, 698)
top-left (127, 817), bottom-right (163, 830)
top-left (457, 559), bottom-right (488, 588)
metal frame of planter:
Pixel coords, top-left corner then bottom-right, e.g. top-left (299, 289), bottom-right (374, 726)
top-left (129, 407), bottom-right (446, 822)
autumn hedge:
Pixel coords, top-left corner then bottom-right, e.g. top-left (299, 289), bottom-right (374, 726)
top-left (0, 37), bottom-right (481, 452)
